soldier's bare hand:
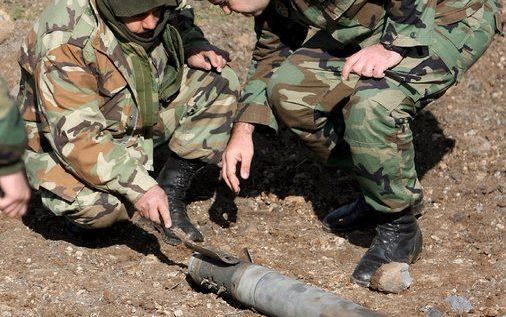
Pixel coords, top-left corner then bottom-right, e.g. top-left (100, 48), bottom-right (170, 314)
top-left (207, 0), bottom-right (270, 16)
top-left (187, 46), bottom-right (230, 73)
top-left (221, 122), bottom-right (255, 193)
top-left (0, 171), bottom-right (31, 218)
top-left (135, 185), bottom-right (171, 228)
top-left (342, 44), bottom-right (403, 80)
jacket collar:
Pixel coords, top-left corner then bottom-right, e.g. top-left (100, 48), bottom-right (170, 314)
top-left (88, 0), bottom-right (140, 103)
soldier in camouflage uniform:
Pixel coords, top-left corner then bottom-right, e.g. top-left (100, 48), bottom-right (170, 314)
top-left (18, 0), bottom-right (240, 244)
top-left (0, 76), bottom-right (30, 218)
top-left (210, 0), bottom-right (501, 286)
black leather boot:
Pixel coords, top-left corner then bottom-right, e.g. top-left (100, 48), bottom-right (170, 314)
top-left (351, 209), bottom-right (423, 287)
top-left (157, 153), bottom-right (206, 245)
top-left (322, 197), bottom-right (386, 233)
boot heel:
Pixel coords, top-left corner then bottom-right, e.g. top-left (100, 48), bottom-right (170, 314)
top-left (410, 228), bottom-right (423, 263)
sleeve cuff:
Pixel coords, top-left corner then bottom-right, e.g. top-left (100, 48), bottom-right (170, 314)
top-left (0, 161), bottom-right (24, 176)
top-left (235, 103), bottom-right (278, 131)
top-left (121, 170), bottom-right (159, 204)
top-left (184, 40), bottom-right (211, 58)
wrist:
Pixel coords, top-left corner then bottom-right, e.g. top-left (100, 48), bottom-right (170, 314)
top-left (233, 122), bottom-right (255, 135)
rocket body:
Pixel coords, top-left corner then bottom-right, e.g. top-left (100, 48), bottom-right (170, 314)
top-left (188, 254), bottom-right (384, 317)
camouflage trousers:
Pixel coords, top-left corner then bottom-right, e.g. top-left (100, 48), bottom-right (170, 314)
top-left (41, 66), bottom-right (239, 228)
top-left (267, 9), bottom-right (497, 212)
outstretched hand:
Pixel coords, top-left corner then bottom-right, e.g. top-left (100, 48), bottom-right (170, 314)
top-left (342, 44), bottom-right (403, 80)
top-left (221, 122), bottom-right (255, 193)
top-left (134, 185), bottom-right (171, 228)
top-left (207, 0), bottom-right (270, 16)
top-left (187, 45), bottom-right (230, 73)
top-left (0, 171), bottom-right (31, 218)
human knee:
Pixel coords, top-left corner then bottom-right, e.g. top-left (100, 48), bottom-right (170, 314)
top-left (219, 66), bottom-right (240, 94)
top-left (268, 79), bottom-right (317, 130)
top-left (41, 189), bottom-right (129, 229)
top-left (201, 66), bottom-right (240, 97)
top-left (343, 96), bottom-right (407, 146)
top-left (70, 201), bottom-right (129, 229)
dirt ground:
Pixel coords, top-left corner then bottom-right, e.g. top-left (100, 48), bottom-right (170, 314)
top-left (0, 0), bottom-right (505, 316)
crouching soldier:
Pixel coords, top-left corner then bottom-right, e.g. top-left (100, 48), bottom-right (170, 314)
top-left (18, 0), bottom-right (240, 244)
top-left (211, 0), bottom-right (501, 287)
top-left (0, 76), bottom-right (30, 218)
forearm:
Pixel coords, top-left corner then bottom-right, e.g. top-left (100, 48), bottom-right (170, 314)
top-left (173, 0), bottom-right (210, 56)
top-left (0, 79), bottom-right (27, 176)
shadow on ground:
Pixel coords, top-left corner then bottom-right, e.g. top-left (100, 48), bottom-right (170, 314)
top-left (23, 109), bottom-right (453, 251)
top-left (207, 109), bottom-right (454, 247)
top-left (22, 192), bottom-right (186, 268)
top-left (162, 109), bottom-right (454, 248)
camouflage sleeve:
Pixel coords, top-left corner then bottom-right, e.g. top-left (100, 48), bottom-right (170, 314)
top-left (0, 76), bottom-right (26, 176)
top-left (237, 4), bottom-right (308, 131)
top-left (173, 0), bottom-right (211, 56)
top-left (380, 0), bottom-right (436, 48)
top-left (34, 44), bottom-right (158, 204)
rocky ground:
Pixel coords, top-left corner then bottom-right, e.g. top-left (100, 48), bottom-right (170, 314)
top-left (0, 0), bottom-right (505, 316)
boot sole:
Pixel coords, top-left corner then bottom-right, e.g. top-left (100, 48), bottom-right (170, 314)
top-left (350, 275), bottom-right (371, 288)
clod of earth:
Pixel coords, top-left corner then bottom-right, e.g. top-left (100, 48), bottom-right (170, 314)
top-left (369, 262), bottom-right (413, 294)
top-left (0, 9), bottom-right (14, 44)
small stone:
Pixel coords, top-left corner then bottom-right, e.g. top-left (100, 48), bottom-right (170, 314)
top-left (173, 309), bottom-right (183, 317)
top-left (431, 235), bottom-right (442, 244)
top-left (483, 307), bottom-right (499, 316)
top-left (369, 262), bottom-right (412, 293)
top-left (284, 196), bottom-right (306, 205)
top-left (444, 295), bottom-right (473, 313)
top-left (467, 79), bottom-right (483, 93)
top-left (141, 254), bottom-right (159, 265)
top-left (0, 9), bottom-right (14, 44)
top-left (1, 311), bottom-right (12, 317)
top-left (465, 135), bottom-right (492, 155)
top-left (424, 307), bottom-right (443, 317)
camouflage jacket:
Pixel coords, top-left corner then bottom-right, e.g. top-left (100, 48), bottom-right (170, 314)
top-left (18, 0), bottom-right (209, 203)
top-left (0, 76), bottom-right (26, 176)
top-left (238, 0), bottom-right (501, 130)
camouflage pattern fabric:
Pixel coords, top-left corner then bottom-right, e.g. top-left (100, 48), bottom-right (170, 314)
top-left (154, 66), bottom-right (239, 163)
top-left (17, 0), bottom-right (239, 225)
top-left (40, 187), bottom-right (131, 229)
top-left (0, 76), bottom-right (26, 176)
top-left (39, 66), bottom-right (238, 228)
top-left (239, 0), bottom-right (500, 212)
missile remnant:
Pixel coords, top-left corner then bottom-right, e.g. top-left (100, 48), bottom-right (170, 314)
top-left (188, 252), bottom-right (384, 317)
